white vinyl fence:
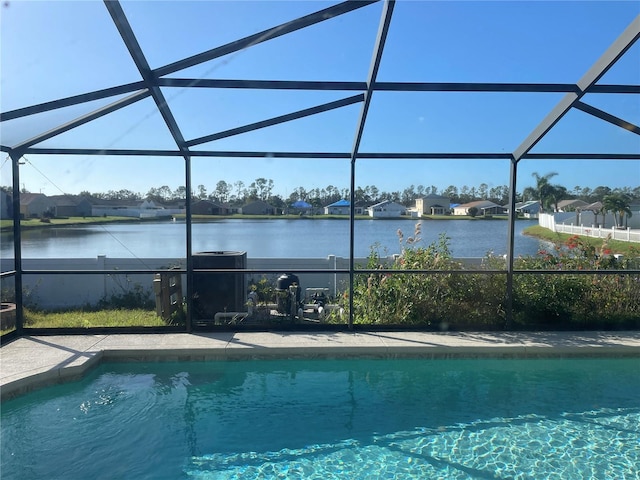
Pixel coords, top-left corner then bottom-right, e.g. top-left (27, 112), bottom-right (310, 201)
top-left (539, 214), bottom-right (640, 243)
top-left (2, 256), bottom-right (351, 310)
top-left (1, 255), bottom-right (486, 310)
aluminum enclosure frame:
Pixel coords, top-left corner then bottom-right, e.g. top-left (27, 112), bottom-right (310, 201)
top-left (1, 1), bottom-right (639, 336)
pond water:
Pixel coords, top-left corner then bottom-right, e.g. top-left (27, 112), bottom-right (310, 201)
top-left (2, 218), bottom-right (544, 259)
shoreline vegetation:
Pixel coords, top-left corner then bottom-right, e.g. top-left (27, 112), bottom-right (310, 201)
top-left (521, 225), bottom-right (637, 256)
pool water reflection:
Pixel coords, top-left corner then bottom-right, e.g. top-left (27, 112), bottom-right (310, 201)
top-left (2, 358), bottom-right (638, 479)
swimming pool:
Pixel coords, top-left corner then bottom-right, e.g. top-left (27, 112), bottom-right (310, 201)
top-left (2, 358), bottom-right (639, 479)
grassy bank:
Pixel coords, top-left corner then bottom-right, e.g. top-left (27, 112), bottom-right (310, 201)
top-left (0, 216), bottom-right (143, 232)
top-left (523, 225), bottom-right (639, 256)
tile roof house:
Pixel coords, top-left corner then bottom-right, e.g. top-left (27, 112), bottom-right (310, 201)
top-left (556, 199), bottom-right (589, 212)
top-left (191, 199), bottom-right (225, 215)
top-left (19, 193), bottom-right (54, 218)
top-left (241, 200), bottom-right (277, 215)
top-left (49, 195), bottom-right (92, 217)
top-left (515, 200), bottom-right (542, 218)
top-left (415, 194), bottom-right (451, 215)
top-left (453, 200), bottom-right (506, 216)
top-left (583, 201), bottom-right (604, 212)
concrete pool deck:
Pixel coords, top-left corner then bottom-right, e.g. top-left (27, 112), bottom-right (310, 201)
top-left (2, 331), bottom-right (640, 400)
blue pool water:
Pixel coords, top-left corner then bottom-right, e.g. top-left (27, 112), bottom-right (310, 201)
top-left (2, 358), bottom-right (639, 479)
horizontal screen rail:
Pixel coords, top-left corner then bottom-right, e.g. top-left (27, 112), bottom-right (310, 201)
top-left (18, 268), bottom-right (638, 275)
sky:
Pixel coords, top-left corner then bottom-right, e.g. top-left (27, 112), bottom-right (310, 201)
top-left (1, 0), bottom-right (639, 199)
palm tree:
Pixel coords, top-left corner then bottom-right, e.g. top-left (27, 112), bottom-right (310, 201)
top-left (589, 202), bottom-right (605, 227)
top-left (598, 203), bottom-right (608, 228)
top-left (547, 184), bottom-right (568, 212)
top-left (528, 172), bottom-right (558, 213)
top-left (603, 193), bottom-right (632, 228)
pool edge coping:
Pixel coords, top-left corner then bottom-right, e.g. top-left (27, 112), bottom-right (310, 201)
top-left (2, 331), bottom-right (640, 401)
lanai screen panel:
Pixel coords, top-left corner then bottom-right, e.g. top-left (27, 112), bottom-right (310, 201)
top-left (1, 1), bottom-right (638, 331)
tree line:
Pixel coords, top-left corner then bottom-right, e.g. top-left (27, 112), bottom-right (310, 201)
top-left (5, 175), bottom-right (638, 212)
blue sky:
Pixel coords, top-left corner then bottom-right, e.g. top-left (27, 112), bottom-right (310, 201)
top-left (1, 0), bottom-right (639, 199)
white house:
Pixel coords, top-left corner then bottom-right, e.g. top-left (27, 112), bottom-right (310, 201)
top-left (368, 200), bottom-right (406, 218)
top-left (91, 199), bottom-right (180, 218)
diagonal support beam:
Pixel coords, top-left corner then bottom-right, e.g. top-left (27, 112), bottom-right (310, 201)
top-left (12, 90), bottom-right (151, 152)
top-left (0, 81), bottom-right (147, 122)
top-left (154, 0), bottom-right (380, 78)
top-left (348, 0), bottom-right (395, 329)
top-left (513, 15), bottom-right (640, 161)
top-left (104, 0), bottom-right (189, 155)
top-left (350, 1), bottom-right (394, 159)
top-left (573, 101), bottom-right (640, 135)
top-left (104, 0), bottom-right (195, 330)
top-left (186, 94), bottom-right (364, 147)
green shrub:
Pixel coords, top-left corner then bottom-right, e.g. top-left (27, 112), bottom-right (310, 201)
top-left (340, 228), bottom-right (639, 330)
top-left (344, 226), bottom-right (506, 329)
top-left (512, 236), bottom-right (640, 328)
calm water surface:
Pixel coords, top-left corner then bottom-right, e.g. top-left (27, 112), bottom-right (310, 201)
top-left (2, 218), bottom-right (544, 259)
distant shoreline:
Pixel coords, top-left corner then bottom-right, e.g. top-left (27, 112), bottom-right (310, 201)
top-left (1, 213), bottom-right (517, 233)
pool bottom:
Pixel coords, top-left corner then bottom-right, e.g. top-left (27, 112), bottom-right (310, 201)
top-left (186, 407), bottom-right (639, 479)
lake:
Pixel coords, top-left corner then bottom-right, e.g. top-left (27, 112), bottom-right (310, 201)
top-left (1, 218), bottom-right (545, 260)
